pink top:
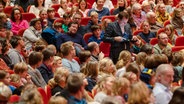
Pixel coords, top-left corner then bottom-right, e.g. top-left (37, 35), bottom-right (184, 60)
top-left (11, 20), bottom-right (29, 35)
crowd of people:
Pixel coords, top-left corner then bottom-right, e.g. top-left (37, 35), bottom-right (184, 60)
top-left (0, 0), bottom-right (184, 104)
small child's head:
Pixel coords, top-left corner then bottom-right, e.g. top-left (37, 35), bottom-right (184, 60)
top-left (71, 6), bottom-right (79, 14)
top-left (0, 12), bottom-right (7, 23)
top-left (90, 11), bottom-right (99, 25)
top-left (91, 25), bottom-right (101, 38)
top-left (47, 8), bottom-right (55, 19)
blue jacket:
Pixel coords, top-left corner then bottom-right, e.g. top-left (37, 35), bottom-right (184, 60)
top-left (88, 7), bottom-right (110, 20)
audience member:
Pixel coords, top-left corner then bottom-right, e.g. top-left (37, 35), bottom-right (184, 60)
top-left (47, 8), bottom-right (56, 27)
top-left (153, 32), bottom-right (172, 54)
top-left (0, 82), bottom-right (12, 103)
top-left (58, 0), bottom-right (71, 17)
top-left (169, 87), bottom-right (184, 104)
top-left (78, 0), bottom-right (89, 17)
top-left (61, 13), bottom-right (71, 33)
top-left (88, 25), bottom-right (103, 44)
top-left (60, 41), bottom-right (80, 73)
top-left (78, 50), bottom-right (91, 67)
top-left (164, 24), bottom-right (177, 45)
top-left (29, 0), bottom-right (45, 18)
top-left (113, 0), bottom-right (127, 15)
top-left (92, 0), bottom-right (114, 10)
top-left (86, 11), bottom-right (100, 33)
top-left (0, 12), bottom-right (11, 30)
top-left (88, 0), bottom-right (110, 20)
top-left (28, 51), bottom-right (47, 88)
top-left (10, 8), bottom-right (29, 35)
top-left (153, 64), bottom-right (174, 104)
top-left (38, 48), bottom-right (55, 83)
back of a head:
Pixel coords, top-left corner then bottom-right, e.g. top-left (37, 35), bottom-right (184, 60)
top-left (42, 48), bottom-right (55, 62)
top-left (169, 87), bottom-right (184, 104)
top-left (101, 96), bottom-right (122, 104)
top-left (0, 82), bottom-right (12, 103)
top-left (87, 42), bottom-right (98, 52)
top-left (118, 11), bottom-right (129, 20)
top-left (49, 96), bottom-right (67, 104)
top-left (66, 73), bottom-right (83, 94)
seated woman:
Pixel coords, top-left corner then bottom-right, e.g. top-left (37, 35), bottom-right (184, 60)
top-left (165, 24), bottom-right (177, 45)
top-left (138, 21), bottom-right (156, 43)
top-left (58, 0), bottom-right (71, 17)
top-left (92, 0), bottom-right (114, 10)
top-left (88, 25), bottom-right (104, 44)
top-left (78, 0), bottom-right (89, 17)
top-left (113, 0), bottom-right (127, 15)
top-left (23, 18), bottom-right (42, 49)
top-left (156, 3), bottom-right (171, 24)
top-left (171, 8), bottom-right (184, 35)
top-left (29, 0), bottom-right (45, 18)
top-left (10, 8), bottom-right (29, 35)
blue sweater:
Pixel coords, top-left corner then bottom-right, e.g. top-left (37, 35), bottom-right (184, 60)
top-left (138, 31), bottom-right (156, 43)
top-left (88, 7), bottom-right (110, 20)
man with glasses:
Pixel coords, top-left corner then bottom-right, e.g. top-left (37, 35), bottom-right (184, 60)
top-left (153, 32), bottom-right (172, 54)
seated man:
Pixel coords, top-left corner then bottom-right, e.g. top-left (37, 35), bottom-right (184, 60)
top-left (153, 32), bottom-right (172, 54)
top-left (138, 21), bottom-right (156, 43)
top-left (56, 21), bottom-right (87, 52)
top-left (88, 25), bottom-right (104, 44)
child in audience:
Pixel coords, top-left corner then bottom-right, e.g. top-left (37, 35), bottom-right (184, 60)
top-left (88, 25), bottom-right (103, 44)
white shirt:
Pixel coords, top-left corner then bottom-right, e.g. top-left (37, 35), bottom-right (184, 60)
top-left (153, 82), bottom-right (173, 104)
top-left (92, 0), bottom-right (114, 10)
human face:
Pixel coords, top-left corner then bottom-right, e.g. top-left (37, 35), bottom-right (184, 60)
top-left (0, 4), bottom-right (4, 12)
top-left (73, 14), bottom-right (82, 24)
top-left (38, 0), bottom-right (43, 5)
top-left (20, 71), bottom-right (28, 78)
top-left (14, 10), bottom-right (21, 20)
top-left (91, 15), bottom-right (99, 25)
top-left (39, 11), bottom-right (48, 20)
top-left (34, 21), bottom-right (42, 31)
top-left (131, 0), bottom-right (137, 6)
top-left (168, 0), bottom-right (173, 6)
top-left (107, 61), bottom-right (115, 73)
top-left (143, 5), bottom-right (151, 13)
top-left (134, 6), bottom-right (142, 16)
top-left (68, 24), bottom-right (78, 34)
top-left (148, 14), bottom-right (156, 24)
top-left (70, 46), bottom-right (76, 57)
top-left (56, 59), bottom-right (62, 67)
top-left (18, 39), bottom-right (25, 48)
top-left (159, 4), bottom-right (166, 14)
top-left (96, 0), bottom-right (105, 8)
top-left (93, 29), bottom-right (101, 38)
top-left (118, 0), bottom-right (125, 7)
top-left (61, 0), bottom-right (67, 9)
top-left (159, 33), bottom-right (168, 46)
top-left (165, 28), bottom-right (171, 36)
top-left (180, 4), bottom-right (184, 10)
top-left (79, 1), bottom-right (86, 10)
top-left (3, 73), bottom-right (10, 85)
top-left (104, 77), bottom-right (115, 94)
top-left (48, 11), bottom-right (55, 19)
top-left (160, 69), bottom-right (174, 87)
top-left (142, 22), bottom-right (150, 33)
top-left (63, 18), bottom-right (71, 25)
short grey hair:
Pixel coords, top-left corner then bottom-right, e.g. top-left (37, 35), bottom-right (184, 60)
top-left (155, 64), bottom-right (173, 78)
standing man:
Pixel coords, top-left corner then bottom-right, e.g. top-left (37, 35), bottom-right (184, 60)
top-left (103, 11), bottom-right (133, 64)
top-left (153, 64), bottom-right (174, 104)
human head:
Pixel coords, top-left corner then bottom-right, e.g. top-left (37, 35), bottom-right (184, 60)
top-left (128, 81), bottom-right (150, 104)
top-left (30, 18), bottom-right (42, 31)
top-left (172, 8), bottom-right (182, 18)
top-left (0, 12), bottom-right (7, 23)
top-left (42, 48), bottom-right (55, 62)
top-left (11, 8), bottom-right (22, 22)
top-left (53, 22), bottom-right (63, 33)
top-left (54, 67), bottom-right (69, 86)
top-left (79, 0), bottom-right (87, 10)
top-left (78, 50), bottom-right (91, 64)
top-left (39, 9), bottom-right (48, 20)
top-left (9, 36), bottom-right (24, 49)
top-left (34, 0), bottom-right (44, 7)
top-left (101, 18), bottom-right (112, 30)
top-left (179, 1), bottom-right (184, 10)
top-left (117, 0), bottom-right (127, 8)
top-left (117, 11), bottom-right (129, 23)
top-left (96, 0), bottom-right (105, 9)
top-left (156, 64), bottom-right (174, 87)
top-left (171, 51), bottom-right (184, 66)
top-left (47, 8), bottom-right (55, 19)
top-left (0, 82), bottom-right (12, 103)
top-left (53, 56), bottom-right (62, 69)
top-left (87, 42), bottom-right (99, 55)
top-left (116, 50), bottom-right (132, 69)
top-left (63, 13), bottom-right (71, 25)
top-left (47, 44), bottom-right (57, 55)
top-left (60, 0), bottom-right (68, 9)
top-left (84, 61), bottom-right (99, 78)
top-left (157, 3), bottom-right (166, 14)
top-left (60, 41), bottom-right (75, 57)
top-left (140, 43), bottom-right (153, 55)
top-left (112, 77), bottom-right (130, 96)
top-left (158, 32), bottom-right (169, 46)
top-left (142, 21), bottom-right (150, 34)
top-left (169, 87), bottom-right (184, 104)
top-left (132, 3), bottom-right (142, 16)
top-left (146, 11), bottom-right (157, 24)
top-left (72, 12), bottom-right (82, 24)
top-left (91, 25), bottom-right (101, 38)
top-left (90, 11), bottom-right (99, 25)
top-left (0, 70), bottom-right (10, 85)
top-left (99, 57), bottom-right (116, 75)
top-left (68, 21), bottom-right (79, 34)
top-left (13, 62), bottom-right (28, 78)
top-left (165, 24), bottom-right (174, 37)
top-left (49, 96), bottom-right (67, 104)
top-left (66, 73), bottom-right (85, 95)
top-left (126, 62), bottom-right (141, 80)
top-left (142, 1), bottom-right (151, 13)
top-left (28, 51), bottom-right (43, 67)
top-left (136, 52), bottom-right (147, 67)
top-left (0, 37), bottom-right (9, 54)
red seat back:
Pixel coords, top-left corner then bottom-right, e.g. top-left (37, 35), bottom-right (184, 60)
top-left (172, 46), bottom-right (184, 52)
top-left (101, 15), bottom-right (116, 22)
top-left (83, 32), bottom-right (93, 44)
top-left (38, 87), bottom-right (48, 104)
top-left (81, 17), bottom-right (91, 26)
top-left (18, 28), bottom-right (27, 37)
top-left (175, 36), bottom-right (184, 46)
top-left (99, 42), bottom-right (111, 57)
top-left (22, 13), bottom-right (36, 22)
top-left (51, 4), bottom-right (60, 12)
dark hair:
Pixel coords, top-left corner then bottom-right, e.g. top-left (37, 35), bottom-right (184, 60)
top-left (79, 0), bottom-right (87, 9)
top-left (91, 25), bottom-right (100, 32)
top-left (10, 8), bottom-right (22, 22)
top-left (126, 63), bottom-right (141, 77)
top-left (169, 87), bottom-right (184, 104)
top-left (87, 42), bottom-right (98, 52)
top-left (34, 0), bottom-right (44, 7)
top-left (0, 70), bottom-right (7, 80)
top-left (140, 43), bottom-right (153, 55)
top-left (9, 36), bottom-right (22, 48)
top-left (0, 37), bottom-right (8, 54)
top-left (118, 11), bottom-right (129, 20)
top-left (68, 21), bottom-right (79, 28)
top-left (78, 50), bottom-right (91, 63)
top-left (63, 13), bottom-right (71, 19)
top-left (66, 73), bottom-right (83, 93)
top-left (30, 18), bottom-right (41, 26)
top-left (47, 8), bottom-right (55, 13)
top-left (29, 51), bottom-right (43, 65)
top-left (42, 49), bottom-right (55, 61)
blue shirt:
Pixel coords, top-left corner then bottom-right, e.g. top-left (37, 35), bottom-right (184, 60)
top-left (88, 7), bottom-right (110, 20)
top-left (68, 96), bottom-right (87, 104)
top-left (138, 31), bottom-right (156, 43)
top-left (62, 58), bottom-right (80, 73)
top-left (88, 32), bottom-right (104, 44)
